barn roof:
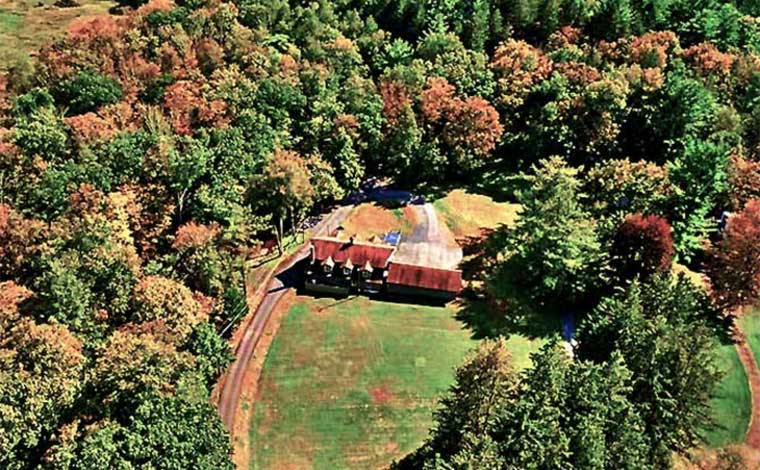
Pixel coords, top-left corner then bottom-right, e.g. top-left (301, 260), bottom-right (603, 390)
top-left (310, 237), bottom-right (395, 269)
top-left (387, 263), bottom-right (463, 293)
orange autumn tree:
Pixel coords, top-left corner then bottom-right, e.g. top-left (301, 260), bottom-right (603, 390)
top-left (419, 77), bottom-right (504, 170)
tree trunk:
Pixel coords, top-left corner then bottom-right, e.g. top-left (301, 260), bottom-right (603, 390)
top-left (275, 216), bottom-right (284, 255)
top-left (290, 207), bottom-right (298, 241)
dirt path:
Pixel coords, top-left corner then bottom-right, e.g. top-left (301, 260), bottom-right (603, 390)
top-left (734, 325), bottom-right (760, 449)
top-left (216, 206), bottom-right (351, 467)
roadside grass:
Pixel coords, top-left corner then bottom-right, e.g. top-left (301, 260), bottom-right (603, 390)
top-left (702, 339), bottom-right (750, 447)
top-left (0, 0), bottom-right (115, 70)
top-left (249, 296), bottom-right (553, 469)
top-left (433, 189), bottom-right (520, 239)
top-left (738, 308), bottom-right (760, 369)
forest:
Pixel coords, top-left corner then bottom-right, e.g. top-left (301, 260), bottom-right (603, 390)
top-left (1, 0), bottom-right (759, 468)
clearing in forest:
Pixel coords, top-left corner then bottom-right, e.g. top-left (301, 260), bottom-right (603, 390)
top-left (249, 296), bottom-right (550, 469)
top-left (0, 0), bottom-right (115, 69)
top-left (248, 191), bottom-right (548, 469)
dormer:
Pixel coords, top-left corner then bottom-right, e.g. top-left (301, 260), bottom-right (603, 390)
top-left (322, 256), bottom-right (334, 274)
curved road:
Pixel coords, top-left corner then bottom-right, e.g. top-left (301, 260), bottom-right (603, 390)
top-left (217, 206), bottom-right (352, 432)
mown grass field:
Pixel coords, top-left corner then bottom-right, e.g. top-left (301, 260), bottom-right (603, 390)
top-left (249, 297), bottom-right (477, 469)
top-left (249, 297), bottom-right (551, 469)
top-left (0, 0), bottom-right (114, 70)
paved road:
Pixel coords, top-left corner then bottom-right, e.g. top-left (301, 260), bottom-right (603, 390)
top-left (217, 206), bottom-right (352, 432)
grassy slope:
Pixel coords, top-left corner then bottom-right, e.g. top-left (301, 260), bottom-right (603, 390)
top-left (669, 264), bottom-right (750, 448)
top-left (0, 0), bottom-right (114, 70)
top-left (433, 189), bottom-right (520, 239)
top-left (703, 340), bottom-right (751, 447)
top-left (738, 308), bottom-right (760, 371)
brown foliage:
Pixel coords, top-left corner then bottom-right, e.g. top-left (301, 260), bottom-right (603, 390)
top-left (66, 113), bottom-right (117, 146)
top-left (555, 62), bottom-right (601, 85)
top-left (629, 31), bottom-right (680, 68)
top-left (491, 40), bottom-right (553, 108)
top-left (379, 80), bottom-right (412, 125)
top-left (67, 16), bottom-right (122, 43)
top-left (611, 213), bottom-right (675, 281)
top-left (122, 183), bottom-right (174, 259)
top-left (547, 26), bottom-right (583, 49)
top-left (196, 38), bottom-right (226, 75)
top-left (0, 204), bottom-right (48, 276)
top-left (728, 154), bottom-right (760, 211)
top-left (163, 80), bottom-right (229, 135)
top-left (443, 96), bottom-right (504, 158)
top-left (420, 77), bottom-right (456, 123)
top-left (706, 199), bottom-right (760, 310)
top-left (683, 43), bottom-right (735, 78)
top-left (172, 221), bottom-right (220, 250)
top-left (623, 64), bottom-right (665, 91)
top-left (135, 0), bottom-right (175, 16)
top-left (0, 281), bottom-right (32, 331)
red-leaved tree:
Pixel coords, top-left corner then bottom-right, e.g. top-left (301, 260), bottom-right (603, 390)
top-left (706, 199), bottom-right (760, 310)
top-left (611, 213), bottom-right (674, 281)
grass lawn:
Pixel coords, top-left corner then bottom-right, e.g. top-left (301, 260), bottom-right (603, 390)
top-left (702, 339), bottom-right (750, 447)
top-left (250, 296), bottom-right (550, 469)
top-left (433, 189), bottom-right (520, 239)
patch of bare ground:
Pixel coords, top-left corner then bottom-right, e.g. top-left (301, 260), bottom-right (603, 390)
top-left (231, 290), bottom-right (297, 470)
top-left (676, 445), bottom-right (760, 469)
top-left (341, 203), bottom-right (404, 240)
top-left (369, 383), bottom-right (396, 405)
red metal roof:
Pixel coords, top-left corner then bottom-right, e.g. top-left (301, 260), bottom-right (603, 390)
top-left (387, 263), bottom-right (462, 293)
top-left (311, 237), bottom-right (395, 268)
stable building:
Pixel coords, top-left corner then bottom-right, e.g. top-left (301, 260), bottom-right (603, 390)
top-left (305, 236), bottom-right (396, 295)
top-left (305, 236), bottom-right (463, 301)
top-left (386, 262), bottom-right (462, 301)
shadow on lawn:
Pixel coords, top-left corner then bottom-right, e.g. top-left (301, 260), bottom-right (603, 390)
top-left (455, 297), bottom-right (562, 341)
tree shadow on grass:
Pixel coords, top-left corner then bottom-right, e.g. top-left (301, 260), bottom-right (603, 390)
top-left (455, 296), bottom-right (562, 341)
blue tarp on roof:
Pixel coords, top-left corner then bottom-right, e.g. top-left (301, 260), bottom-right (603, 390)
top-left (383, 231), bottom-right (401, 246)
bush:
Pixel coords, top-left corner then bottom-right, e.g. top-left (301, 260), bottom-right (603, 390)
top-left (56, 70), bottom-right (123, 116)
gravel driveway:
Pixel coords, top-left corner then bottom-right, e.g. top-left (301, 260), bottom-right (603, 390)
top-left (392, 203), bottom-right (463, 269)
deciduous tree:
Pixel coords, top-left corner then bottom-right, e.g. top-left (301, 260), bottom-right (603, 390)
top-left (611, 213), bottom-right (674, 282)
top-left (706, 199), bottom-right (760, 310)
